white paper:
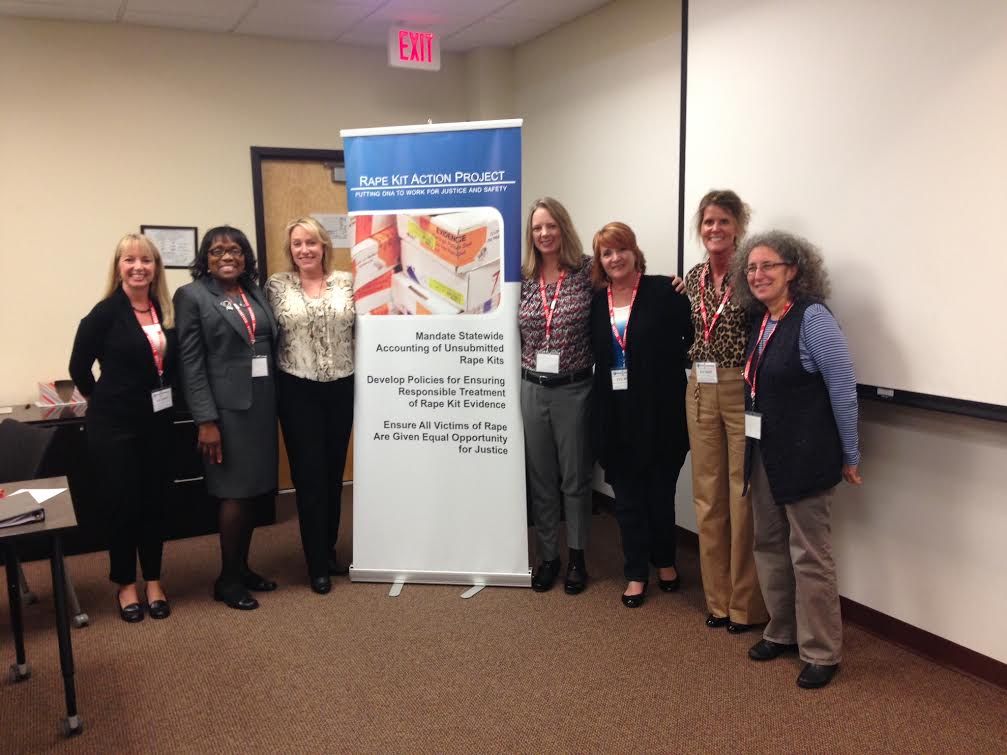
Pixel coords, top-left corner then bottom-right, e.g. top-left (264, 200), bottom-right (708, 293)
top-left (9, 487), bottom-right (66, 504)
top-left (252, 356), bottom-right (269, 377)
top-left (312, 213), bottom-right (350, 248)
top-left (535, 351), bottom-right (560, 374)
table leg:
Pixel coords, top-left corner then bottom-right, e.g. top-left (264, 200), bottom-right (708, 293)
top-left (49, 535), bottom-right (82, 736)
top-left (3, 543), bottom-right (30, 682)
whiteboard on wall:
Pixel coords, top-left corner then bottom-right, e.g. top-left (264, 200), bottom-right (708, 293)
top-left (685, 0), bottom-right (1007, 411)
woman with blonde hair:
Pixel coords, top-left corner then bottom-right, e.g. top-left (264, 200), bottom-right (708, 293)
top-left (70, 233), bottom-right (177, 622)
top-left (684, 190), bottom-right (768, 633)
top-left (519, 197), bottom-right (594, 594)
top-left (266, 216), bottom-right (355, 595)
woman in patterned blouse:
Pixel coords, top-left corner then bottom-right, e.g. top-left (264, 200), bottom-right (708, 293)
top-left (684, 190), bottom-right (769, 633)
top-left (519, 197), bottom-right (595, 595)
top-left (266, 216), bottom-right (355, 595)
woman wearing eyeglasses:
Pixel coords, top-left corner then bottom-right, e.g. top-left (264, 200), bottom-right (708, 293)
top-left (588, 222), bottom-right (692, 607)
top-left (684, 190), bottom-right (768, 634)
top-left (174, 226), bottom-right (279, 611)
top-left (733, 230), bottom-right (861, 689)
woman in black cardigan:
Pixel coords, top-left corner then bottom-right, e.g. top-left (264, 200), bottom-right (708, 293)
top-left (589, 222), bottom-right (693, 607)
top-left (69, 233), bottom-right (177, 622)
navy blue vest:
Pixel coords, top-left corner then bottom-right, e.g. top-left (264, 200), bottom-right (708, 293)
top-left (744, 300), bottom-right (842, 504)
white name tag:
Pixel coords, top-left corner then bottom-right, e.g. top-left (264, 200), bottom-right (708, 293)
top-left (252, 355), bottom-right (269, 378)
top-left (745, 411), bottom-right (762, 439)
top-left (611, 369), bottom-right (628, 391)
top-left (696, 362), bottom-right (719, 384)
top-left (151, 387), bottom-right (173, 413)
top-left (535, 351), bottom-right (560, 374)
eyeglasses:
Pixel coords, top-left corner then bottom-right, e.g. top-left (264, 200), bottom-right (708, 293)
top-left (208, 245), bottom-right (241, 258)
top-left (745, 261), bottom-right (791, 275)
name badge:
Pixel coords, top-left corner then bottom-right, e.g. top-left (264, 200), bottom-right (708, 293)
top-left (696, 362), bottom-right (719, 384)
top-left (151, 387), bottom-right (173, 413)
top-left (252, 355), bottom-right (269, 378)
top-left (611, 369), bottom-right (628, 391)
top-left (745, 411), bottom-right (762, 439)
top-left (535, 351), bottom-right (560, 374)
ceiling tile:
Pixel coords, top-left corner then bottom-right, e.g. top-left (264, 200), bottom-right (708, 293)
top-left (442, 18), bottom-right (544, 52)
top-left (124, 0), bottom-right (253, 17)
top-left (491, 0), bottom-right (610, 24)
top-left (238, 1), bottom-right (375, 40)
top-left (0, 0), bottom-right (119, 22)
top-left (120, 10), bottom-right (237, 32)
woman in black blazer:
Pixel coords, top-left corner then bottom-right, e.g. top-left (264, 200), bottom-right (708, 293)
top-left (589, 222), bottom-right (693, 607)
top-left (69, 233), bottom-right (177, 623)
top-left (173, 226), bottom-right (279, 611)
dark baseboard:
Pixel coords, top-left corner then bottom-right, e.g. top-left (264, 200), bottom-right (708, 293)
top-left (592, 491), bottom-right (1006, 691)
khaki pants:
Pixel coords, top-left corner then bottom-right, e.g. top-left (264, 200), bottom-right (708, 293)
top-left (685, 367), bottom-right (767, 624)
top-left (750, 446), bottom-right (843, 665)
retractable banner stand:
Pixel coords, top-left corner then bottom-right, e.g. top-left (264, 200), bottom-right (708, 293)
top-left (341, 120), bottom-right (529, 588)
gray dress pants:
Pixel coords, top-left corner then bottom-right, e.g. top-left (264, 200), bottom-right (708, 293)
top-left (520, 377), bottom-right (593, 562)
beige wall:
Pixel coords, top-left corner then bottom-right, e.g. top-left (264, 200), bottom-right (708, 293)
top-left (0, 17), bottom-right (470, 402)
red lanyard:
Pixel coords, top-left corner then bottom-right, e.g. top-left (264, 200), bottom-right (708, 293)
top-left (606, 273), bottom-right (641, 354)
top-left (699, 264), bottom-right (732, 343)
top-left (538, 270), bottom-right (566, 345)
top-left (743, 302), bottom-right (793, 401)
top-left (138, 303), bottom-right (165, 377)
top-left (230, 289), bottom-right (257, 346)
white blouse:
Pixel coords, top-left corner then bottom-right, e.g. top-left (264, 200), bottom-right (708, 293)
top-left (265, 271), bottom-right (355, 382)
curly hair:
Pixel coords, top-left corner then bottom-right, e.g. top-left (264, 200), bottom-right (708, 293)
top-left (732, 230), bottom-right (831, 312)
top-left (522, 197), bottom-right (584, 279)
top-left (590, 221), bottom-right (647, 290)
top-left (190, 225), bottom-right (258, 285)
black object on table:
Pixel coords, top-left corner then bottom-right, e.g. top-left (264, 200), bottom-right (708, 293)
top-left (1, 475), bottom-right (83, 737)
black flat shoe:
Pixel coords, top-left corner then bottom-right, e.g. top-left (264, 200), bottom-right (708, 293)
top-left (621, 582), bottom-right (648, 608)
top-left (658, 575), bottom-right (680, 592)
top-left (531, 558), bottom-right (561, 592)
top-left (564, 550), bottom-right (588, 595)
top-left (241, 570), bottom-right (277, 592)
top-left (214, 582), bottom-right (259, 611)
top-left (705, 614), bottom-right (729, 628)
top-left (748, 638), bottom-right (798, 661)
top-left (727, 621), bottom-right (761, 634)
top-left (116, 593), bottom-right (144, 623)
top-left (311, 576), bottom-right (332, 594)
top-left (797, 663), bottom-right (838, 689)
top-left (147, 599), bottom-right (171, 620)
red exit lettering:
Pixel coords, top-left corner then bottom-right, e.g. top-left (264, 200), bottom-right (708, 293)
top-left (398, 30), bottom-right (434, 63)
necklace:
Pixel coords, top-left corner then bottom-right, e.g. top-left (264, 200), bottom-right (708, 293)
top-left (132, 305), bottom-right (152, 313)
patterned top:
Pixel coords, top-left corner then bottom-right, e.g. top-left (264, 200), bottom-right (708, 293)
top-left (265, 271), bottom-right (354, 382)
top-left (684, 261), bottom-right (751, 367)
top-left (519, 255), bottom-right (593, 373)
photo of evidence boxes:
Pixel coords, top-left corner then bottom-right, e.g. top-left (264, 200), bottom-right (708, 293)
top-left (350, 209), bottom-right (502, 316)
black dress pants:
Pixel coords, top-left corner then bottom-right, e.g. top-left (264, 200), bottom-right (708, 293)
top-left (277, 371), bottom-right (354, 579)
top-left (610, 452), bottom-right (687, 582)
top-left (87, 414), bottom-right (172, 585)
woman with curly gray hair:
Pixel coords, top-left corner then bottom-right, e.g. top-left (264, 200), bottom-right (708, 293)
top-left (732, 230), bottom-right (861, 689)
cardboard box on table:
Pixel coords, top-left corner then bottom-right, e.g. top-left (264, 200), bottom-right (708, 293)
top-left (396, 210), bottom-right (500, 273)
top-left (400, 238), bottom-right (500, 314)
top-left (351, 225), bottom-right (400, 314)
top-left (390, 272), bottom-right (462, 315)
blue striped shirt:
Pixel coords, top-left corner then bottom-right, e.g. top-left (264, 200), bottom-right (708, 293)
top-left (759, 303), bottom-right (860, 466)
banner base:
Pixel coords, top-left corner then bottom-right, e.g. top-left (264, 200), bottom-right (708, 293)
top-left (350, 567), bottom-right (531, 588)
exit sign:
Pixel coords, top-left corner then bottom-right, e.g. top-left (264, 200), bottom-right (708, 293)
top-left (388, 26), bottom-right (441, 71)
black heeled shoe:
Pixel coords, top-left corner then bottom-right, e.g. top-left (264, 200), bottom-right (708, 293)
top-left (531, 558), bottom-right (561, 592)
top-left (147, 599), bottom-right (171, 620)
top-left (621, 582), bottom-right (648, 608)
top-left (213, 581), bottom-right (259, 611)
top-left (241, 569), bottom-right (277, 592)
top-left (311, 576), bottom-right (332, 594)
top-left (116, 591), bottom-right (144, 623)
top-left (705, 614), bottom-right (730, 628)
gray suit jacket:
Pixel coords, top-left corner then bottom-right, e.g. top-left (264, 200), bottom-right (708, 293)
top-left (173, 276), bottom-right (278, 424)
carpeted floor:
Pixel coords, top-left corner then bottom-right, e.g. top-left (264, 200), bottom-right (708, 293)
top-left (3, 492), bottom-right (1005, 754)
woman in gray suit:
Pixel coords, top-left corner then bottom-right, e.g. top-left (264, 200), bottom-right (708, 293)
top-left (173, 226), bottom-right (279, 611)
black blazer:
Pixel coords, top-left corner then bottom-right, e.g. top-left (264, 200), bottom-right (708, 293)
top-left (173, 276), bottom-right (278, 425)
top-left (589, 275), bottom-right (693, 479)
top-left (68, 287), bottom-right (177, 423)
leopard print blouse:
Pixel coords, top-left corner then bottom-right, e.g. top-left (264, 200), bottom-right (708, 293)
top-left (684, 262), bottom-right (751, 368)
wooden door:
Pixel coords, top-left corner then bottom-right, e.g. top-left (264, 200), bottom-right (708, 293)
top-left (254, 151), bottom-right (353, 488)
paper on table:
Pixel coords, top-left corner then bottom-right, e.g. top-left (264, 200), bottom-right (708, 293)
top-left (8, 488), bottom-right (66, 504)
